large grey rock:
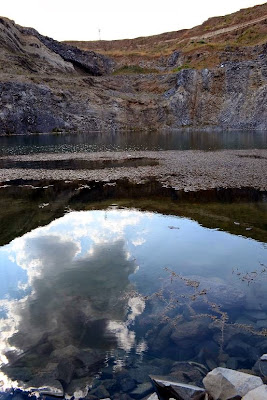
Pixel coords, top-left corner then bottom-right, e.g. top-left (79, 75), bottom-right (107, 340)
top-left (203, 367), bottom-right (263, 400)
top-left (242, 385), bottom-right (267, 399)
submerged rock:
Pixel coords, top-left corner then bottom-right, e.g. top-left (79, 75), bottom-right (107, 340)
top-left (88, 384), bottom-right (110, 399)
top-left (130, 382), bottom-right (153, 399)
top-left (170, 318), bottom-right (210, 344)
top-left (170, 361), bottom-right (208, 387)
top-left (22, 377), bottom-right (64, 397)
top-left (203, 367), bottom-right (263, 400)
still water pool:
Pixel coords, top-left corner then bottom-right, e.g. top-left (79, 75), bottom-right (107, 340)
top-left (0, 208), bottom-right (266, 397)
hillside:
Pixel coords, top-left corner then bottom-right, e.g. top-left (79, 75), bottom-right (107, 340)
top-left (65, 3), bottom-right (267, 70)
top-left (0, 4), bottom-right (266, 134)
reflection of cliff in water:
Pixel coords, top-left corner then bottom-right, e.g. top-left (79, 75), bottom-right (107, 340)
top-left (2, 238), bottom-right (142, 393)
top-left (1, 180), bottom-right (267, 247)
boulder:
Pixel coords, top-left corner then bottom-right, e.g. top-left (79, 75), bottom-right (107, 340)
top-left (203, 367), bottom-right (263, 400)
top-left (242, 385), bottom-right (267, 399)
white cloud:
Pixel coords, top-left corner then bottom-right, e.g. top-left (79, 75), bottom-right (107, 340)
top-left (132, 238), bottom-right (146, 247)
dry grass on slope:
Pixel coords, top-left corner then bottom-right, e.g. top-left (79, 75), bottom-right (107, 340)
top-left (65, 3), bottom-right (267, 71)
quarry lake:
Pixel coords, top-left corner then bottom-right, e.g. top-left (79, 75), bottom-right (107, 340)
top-left (0, 129), bottom-right (267, 155)
top-left (0, 194), bottom-right (266, 398)
top-left (0, 130), bottom-right (267, 399)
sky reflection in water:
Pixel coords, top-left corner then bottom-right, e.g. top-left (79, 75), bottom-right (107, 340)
top-left (0, 209), bottom-right (266, 391)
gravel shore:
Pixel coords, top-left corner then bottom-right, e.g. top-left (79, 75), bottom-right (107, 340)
top-left (0, 149), bottom-right (267, 191)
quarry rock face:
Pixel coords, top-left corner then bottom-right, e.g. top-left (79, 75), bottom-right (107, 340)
top-left (0, 16), bottom-right (266, 133)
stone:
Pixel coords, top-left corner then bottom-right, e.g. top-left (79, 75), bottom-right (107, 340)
top-left (242, 384), bottom-right (267, 399)
top-left (225, 339), bottom-right (259, 362)
top-left (22, 375), bottom-right (64, 397)
top-left (114, 370), bottom-right (137, 393)
top-left (206, 359), bottom-right (218, 371)
top-left (146, 394), bottom-right (159, 400)
top-left (150, 375), bottom-right (205, 400)
top-left (253, 355), bottom-right (267, 377)
top-left (203, 367), bottom-right (263, 400)
top-left (195, 340), bottom-right (220, 361)
top-left (66, 376), bottom-right (93, 397)
top-left (244, 311), bottom-right (267, 322)
top-left (226, 358), bottom-right (238, 370)
top-left (235, 317), bottom-right (256, 328)
top-left (170, 361), bottom-right (208, 387)
top-left (130, 382), bottom-right (154, 399)
top-left (164, 276), bottom-right (245, 311)
top-left (170, 319), bottom-right (210, 344)
top-left (112, 394), bottom-right (133, 400)
top-left (256, 320), bottom-right (267, 329)
top-left (37, 384), bottom-right (64, 397)
top-left (128, 365), bottom-right (162, 384)
top-left (89, 384), bottom-right (110, 399)
top-left (101, 379), bottom-right (119, 393)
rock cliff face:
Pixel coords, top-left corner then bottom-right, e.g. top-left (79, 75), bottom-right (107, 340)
top-left (0, 16), bottom-right (266, 134)
top-left (167, 50), bottom-right (267, 130)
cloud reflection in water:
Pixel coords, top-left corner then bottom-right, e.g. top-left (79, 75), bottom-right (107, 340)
top-left (0, 208), bottom-right (266, 393)
top-left (0, 210), bottom-right (148, 391)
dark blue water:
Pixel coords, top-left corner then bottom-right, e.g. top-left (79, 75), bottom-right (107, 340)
top-left (0, 130), bottom-right (266, 155)
top-left (0, 209), bottom-right (266, 397)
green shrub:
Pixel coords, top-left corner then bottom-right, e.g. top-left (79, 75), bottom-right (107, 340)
top-left (172, 64), bottom-right (191, 73)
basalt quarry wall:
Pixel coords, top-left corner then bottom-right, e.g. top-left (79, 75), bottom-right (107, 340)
top-left (0, 17), bottom-right (266, 134)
